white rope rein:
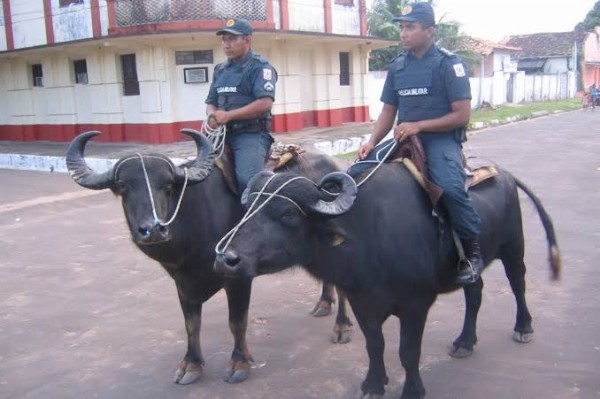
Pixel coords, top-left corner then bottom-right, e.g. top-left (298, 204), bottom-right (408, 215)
top-left (215, 174), bottom-right (315, 256)
top-left (202, 115), bottom-right (227, 159)
top-left (136, 153), bottom-right (189, 227)
top-left (350, 139), bottom-right (399, 187)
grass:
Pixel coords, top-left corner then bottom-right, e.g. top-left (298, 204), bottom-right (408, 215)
top-left (469, 98), bottom-right (581, 126)
top-left (334, 98), bottom-right (581, 160)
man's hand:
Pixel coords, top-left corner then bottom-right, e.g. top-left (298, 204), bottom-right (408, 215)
top-left (206, 113), bottom-right (219, 130)
top-left (358, 142), bottom-right (375, 160)
top-left (212, 110), bottom-right (231, 126)
top-left (393, 121), bottom-right (421, 142)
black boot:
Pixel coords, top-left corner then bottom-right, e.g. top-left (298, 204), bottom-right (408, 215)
top-left (455, 237), bottom-right (484, 285)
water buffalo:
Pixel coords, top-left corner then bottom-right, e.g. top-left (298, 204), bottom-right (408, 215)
top-left (213, 162), bottom-right (560, 399)
top-left (65, 129), bottom-right (352, 386)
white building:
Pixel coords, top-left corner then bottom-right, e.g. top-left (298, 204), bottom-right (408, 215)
top-left (0, 0), bottom-right (391, 143)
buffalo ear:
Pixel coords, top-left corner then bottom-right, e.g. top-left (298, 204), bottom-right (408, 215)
top-left (313, 219), bottom-right (348, 247)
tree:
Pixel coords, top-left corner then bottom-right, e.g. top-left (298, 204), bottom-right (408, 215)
top-left (575, 0), bottom-right (600, 32)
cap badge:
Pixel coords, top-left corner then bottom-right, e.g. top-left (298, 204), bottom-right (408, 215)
top-left (226, 19), bottom-right (235, 27)
top-left (401, 5), bottom-right (412, 15)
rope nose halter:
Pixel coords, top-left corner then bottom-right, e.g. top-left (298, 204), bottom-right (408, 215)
top-left (136, 153), bottom-right (189, 227)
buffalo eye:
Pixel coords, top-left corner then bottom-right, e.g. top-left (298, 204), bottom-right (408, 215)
top-left (116, 180), bottom-right (127, 193)
top-left (279, 208), bottom-right (302, 226)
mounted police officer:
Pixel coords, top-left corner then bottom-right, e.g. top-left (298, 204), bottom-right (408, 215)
top-left (206, 18), bottom-right (277, 194)
top-left (357, 2), bottom-right (483, 285)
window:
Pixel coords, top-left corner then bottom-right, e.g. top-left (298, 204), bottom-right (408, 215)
top-left (335, 0), bottom-right (354, 5)
top-left (32, 64), bottom-right (43, 87)
top-left (175, 50), bottom-right (214, 65)
top-left (59, 0), bottom-right (84, 7)
top-left (74, 59), bottom-right (88, 84)
top-left (120, 54), bottom-right (140, 96)
top-left (339, 52), bottom-right (350, 86)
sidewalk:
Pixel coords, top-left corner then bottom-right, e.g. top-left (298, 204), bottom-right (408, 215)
top-left (0, 122), bottom-right (375, 173)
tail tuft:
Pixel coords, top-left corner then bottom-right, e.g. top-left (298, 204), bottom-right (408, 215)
top-left (549, 245), bottom-right (561, 281)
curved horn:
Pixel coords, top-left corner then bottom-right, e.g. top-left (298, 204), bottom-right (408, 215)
top-left (176, 129), bottom-right (216, 184)
top-left (310, 172), bottom-right (358, 216)
top-left (241, 171), bottom-right (275, 206)
top-left (66, 131), bottom-right (114, 190)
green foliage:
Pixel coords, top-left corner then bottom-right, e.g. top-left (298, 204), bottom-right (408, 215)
top-left (575, 1), bottom-right (600, 31)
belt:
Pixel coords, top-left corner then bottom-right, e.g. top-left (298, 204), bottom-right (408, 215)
top-left (227, 119), bottom-right (268, 133)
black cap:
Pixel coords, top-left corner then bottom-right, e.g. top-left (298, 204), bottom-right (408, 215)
top-left (392, 2), bottom-right (435, 25)
top-left (216, 18), bottom-right (253, 36)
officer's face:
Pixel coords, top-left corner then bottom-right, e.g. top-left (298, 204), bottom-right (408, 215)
top-left (221, 33), bottom-right (251, 61)
top-left (399, 21), bottom-right (434, 52)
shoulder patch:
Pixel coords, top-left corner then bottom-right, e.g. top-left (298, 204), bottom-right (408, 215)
top-left (453, 63), bottom-right (466, 77)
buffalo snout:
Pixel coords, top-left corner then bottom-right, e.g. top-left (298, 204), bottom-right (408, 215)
top-left (134, 221), bottom-right (170, 245)
top-left (214, 250), bottom-right (245, 277)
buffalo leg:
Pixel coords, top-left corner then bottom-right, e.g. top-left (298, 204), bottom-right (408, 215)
top-left (501, 252), bottom-right (534, 343)
top-left (349, 295), bottom-right (389, 396)
top-left (331, 286), bottom-right (353, 344)
top-left (173, 299), bottom-right (204, 385)
top-left (448, 277), bottom-right (484, 358)
top-left (223, 278), bottom-right (254, 383)
top-left (311, 282), bottom-right (335, 317)
top-left (398, 295), bottom-right (435, 399)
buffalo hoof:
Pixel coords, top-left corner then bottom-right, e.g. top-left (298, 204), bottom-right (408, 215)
top-left (173, 360), bottom-right (202, 385)
top-left (447, 344), bottom-right (473, 359)
top-left (223, 361), bottom-right (251, 384)
top-left (310, 300), bottom-right (332, 317)
top-left (513, 331), bottom-right (534, 343)
top-left (331, 322), bottom-right (353, 344)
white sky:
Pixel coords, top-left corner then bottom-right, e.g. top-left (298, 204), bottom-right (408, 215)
top-left (369, 0), bottom-right (598, 42)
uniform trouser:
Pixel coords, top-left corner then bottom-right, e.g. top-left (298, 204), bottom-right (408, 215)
top-left (419, 132), bottom-right (481, 240)
top-left (226, 130), bottom-right (274, 194)
top-left (368, 134), bottom-right (481, 240)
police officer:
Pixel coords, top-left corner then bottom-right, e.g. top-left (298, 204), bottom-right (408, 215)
top-left (206, 18), bottom-right (277, 194)
top-left (357, 2), bottom-right (483, 285)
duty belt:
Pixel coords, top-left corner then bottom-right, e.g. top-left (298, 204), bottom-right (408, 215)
top-left (227, 119), bottom-right (269, 133)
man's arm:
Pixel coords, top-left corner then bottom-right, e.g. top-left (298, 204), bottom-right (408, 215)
top-left (358, 103), bottom-right (397, 159)
top-left (211, 97), bottom-right (273, 125)
top-left (393, 99), bottom-right (471, 142)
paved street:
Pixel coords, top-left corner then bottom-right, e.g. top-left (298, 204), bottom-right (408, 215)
top-left (1, 110), bottom-right (599, 399)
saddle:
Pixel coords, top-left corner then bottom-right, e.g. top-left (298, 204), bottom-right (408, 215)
top-left (386, 136), bottom-right (498, 208)
top-left (215, 143), bottom-right (306, 195)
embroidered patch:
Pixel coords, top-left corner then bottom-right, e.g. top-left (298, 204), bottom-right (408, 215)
top-left (453, 63), bottom-right (466, 77)
top-left (401, 5), bottom-right (412, 15)
top-left (263, 68), bottom-right (272, 81)
top-left (226, 19), bottom-right (235, 27)
top-left (264, 82), bottom-right (274, 91)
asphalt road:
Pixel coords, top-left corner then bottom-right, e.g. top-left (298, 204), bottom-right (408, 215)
top-left (1, 110), bottom-right (599, 399)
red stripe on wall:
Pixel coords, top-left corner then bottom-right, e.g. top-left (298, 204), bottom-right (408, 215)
top-left (0, 107), bottom-right (370, 143)
top-left (2, 0), bottom-right (14, 50)
top-left (42, 0), bottom-right (54, 45)
top-left (90, 0), bottom-right (101, 38)
top-left (324, 0), bottom-right (332, 34)
top-left (280, 0), bottom-right (290, 30)
top-left (358, 0), bottom-right (367, 36)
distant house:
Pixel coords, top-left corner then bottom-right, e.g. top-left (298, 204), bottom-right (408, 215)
top-left (582, 26), bottom-right (600, 89)
top-left (501, 32), bottom-right (585, 74)
top-left (457, 36), bottom-right (520, 78)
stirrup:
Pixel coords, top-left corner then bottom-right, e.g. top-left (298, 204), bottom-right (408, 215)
top-left (455, 259), bottom-right (478, 285)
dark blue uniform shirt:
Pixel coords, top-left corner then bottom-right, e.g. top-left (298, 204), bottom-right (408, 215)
top-left (380, 45), bottom-right (471, 128)
top-left (206, 50), bottom-right (277, 113)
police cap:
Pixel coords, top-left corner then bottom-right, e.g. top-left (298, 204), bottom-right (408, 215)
top-left (392, 2), bottom-right (435, 26)
top-left (216, 18), bottom-right (253, 36)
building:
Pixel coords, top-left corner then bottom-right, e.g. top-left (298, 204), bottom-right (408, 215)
top-left (582, 26), bottom-right (600, 89)
top-left (0, 0), bottom-right (391, 143)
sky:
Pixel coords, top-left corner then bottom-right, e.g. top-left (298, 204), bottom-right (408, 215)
top-left (370, 0), bottom-right (598, 42)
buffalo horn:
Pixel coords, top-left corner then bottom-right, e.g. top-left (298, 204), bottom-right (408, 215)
top-left (310, 172), bottom-right (357, 216)
top-left (66, 131), bottom-right (113, 190)
top-left (176, 129), bottom-right (216, 184)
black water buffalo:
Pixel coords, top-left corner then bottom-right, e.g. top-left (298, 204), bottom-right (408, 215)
top-left (66, 130), bottom-right (352, 385)
top-left (213, 162), bottom-right (560, 399)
